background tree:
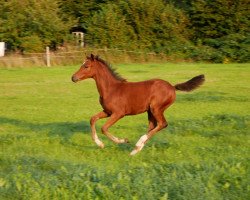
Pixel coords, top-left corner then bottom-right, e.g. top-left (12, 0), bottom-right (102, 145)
top-left (58, 0), bottom-right (118, 31)
top-left (186, 0), bottom-right (250, 62)
top-left (86, 0), bottom-right (191, 54)
top-left (86, 3), bottom-right (137, 49)
top-left (0, 0), bottom-right (75, 52)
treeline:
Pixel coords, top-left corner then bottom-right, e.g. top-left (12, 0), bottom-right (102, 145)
top-left (0, 0), bottom-right (249, 63)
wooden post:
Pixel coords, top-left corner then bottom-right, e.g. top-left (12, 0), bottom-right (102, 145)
top-left (46, 46), bottom-right (51, 67)
top-left (80, 32), bottom-right (84, 47)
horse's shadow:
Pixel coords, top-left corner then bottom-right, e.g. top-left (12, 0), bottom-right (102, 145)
top-left (0, 116), bottom-right (90, 141)
top-left (0, 116), bottom-right (173, 152)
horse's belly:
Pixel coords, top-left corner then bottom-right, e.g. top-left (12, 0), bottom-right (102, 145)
top-left (125, 97), bottom-right (149, 115)
top-left (125, 108), bottom-right (147, 115)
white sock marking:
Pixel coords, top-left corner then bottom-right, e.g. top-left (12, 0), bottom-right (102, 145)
top-left (93, 134), bottom-right (104, 148)
top-left (130, 135), bottom-right (148, 156)
top-left (135, 134), bottom-right (148, 147)
top-left (130, 149), bottom-right (138, 156)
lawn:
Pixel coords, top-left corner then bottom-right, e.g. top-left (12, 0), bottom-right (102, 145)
top-left (0, 63), bottom-right (249, 199)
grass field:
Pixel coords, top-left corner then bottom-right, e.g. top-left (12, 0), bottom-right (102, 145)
top-left (0, 63), bottom-right (249, 199)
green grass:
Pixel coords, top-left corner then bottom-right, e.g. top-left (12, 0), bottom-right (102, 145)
top-left (0, 63), bottom-right (249, 200)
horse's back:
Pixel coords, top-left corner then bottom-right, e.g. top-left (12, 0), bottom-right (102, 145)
top-left (119, 79), bottom-right (176, 115)
top-left (124, 79), bottom-right (174, 93)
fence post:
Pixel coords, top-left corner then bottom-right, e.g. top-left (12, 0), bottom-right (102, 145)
top-left (0, 42), bottom-right (5, 57)
top-left (46, 46), bottom-right (51, 67)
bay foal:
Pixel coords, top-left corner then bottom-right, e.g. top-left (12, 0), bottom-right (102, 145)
top-left (72, 54), bottom-right (205, 155)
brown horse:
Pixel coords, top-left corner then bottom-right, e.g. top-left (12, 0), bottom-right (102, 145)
top-left (72, 54), bottom-right (205, 155)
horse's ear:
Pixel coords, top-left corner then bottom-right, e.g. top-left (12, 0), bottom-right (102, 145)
top-left (90, 54), bottom-right (95, 61)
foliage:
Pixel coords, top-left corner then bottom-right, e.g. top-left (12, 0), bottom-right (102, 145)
top-left (0, 63), bottom-right (250, 199)
top-left (19, 35), bottom-right (44, 53)
top-left (86, 3), bottom-right (137, 49)
top-left (0, 0), bottom-right (75, 52)
top-left (187, 0), bottom-right (249, 40)
top-left (0, 0), bottom-right (249, 62)
top-left (86, 0), bottom-right (191, 54)
top-left (58, 0), bottom-right (116, 31)
top-left (185, 0), bottom-right (250, 62)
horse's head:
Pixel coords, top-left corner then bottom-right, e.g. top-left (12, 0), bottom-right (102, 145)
top-left (71, 54), bottom-right (97, 83)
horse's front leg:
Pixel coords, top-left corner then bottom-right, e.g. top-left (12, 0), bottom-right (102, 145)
top-left (101, 113), bottom-right (129, 144)
top-left (90, 111), bottom-right (109, 148)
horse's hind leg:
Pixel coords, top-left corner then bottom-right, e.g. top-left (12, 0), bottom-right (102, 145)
top-left (148, 110), bottom-right (157, 132)
top-left (130, 109), bottom-right (168, 155)
top-left (101, 113), bottom-right (129, 144)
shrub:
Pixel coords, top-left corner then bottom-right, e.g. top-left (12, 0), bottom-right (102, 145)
top-left (19, 35), bottom-right (44, 53)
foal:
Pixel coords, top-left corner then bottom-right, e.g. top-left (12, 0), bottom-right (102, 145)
top-left (72, 54), bottom-right (205, 155)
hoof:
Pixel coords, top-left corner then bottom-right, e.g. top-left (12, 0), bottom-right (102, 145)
top-left (130, 149), bottom-right (138, 156)
top-left (95, 139), bottom-right (104, 148)
top-left (99, 142), bottom-right (105, 149)
top-left (130, 146), bottom-right (141, 156)
top-left (118, 138), bottom-right (129, 144)
top-left (124, 138), bottom-right (129, 143)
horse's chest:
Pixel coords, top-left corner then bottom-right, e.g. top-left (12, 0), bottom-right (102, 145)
top-left (99, 96), bottom-right (112, 114)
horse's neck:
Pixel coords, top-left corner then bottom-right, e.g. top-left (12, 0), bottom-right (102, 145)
top-left (93, 64), bottom-right (120, 97)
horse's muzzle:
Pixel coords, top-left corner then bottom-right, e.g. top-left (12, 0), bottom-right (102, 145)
top-left (71, 75), bottom-right (78, 83)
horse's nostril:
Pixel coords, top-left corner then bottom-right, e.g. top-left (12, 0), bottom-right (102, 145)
top-left (71, 75), bottom-right (78, 82)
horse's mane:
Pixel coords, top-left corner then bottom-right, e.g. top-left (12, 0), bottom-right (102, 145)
top-left (89, 55), bottom-right (127, 82)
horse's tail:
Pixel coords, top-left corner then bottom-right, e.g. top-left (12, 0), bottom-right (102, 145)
top-left (174, 74), bottom-right (205, 92)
